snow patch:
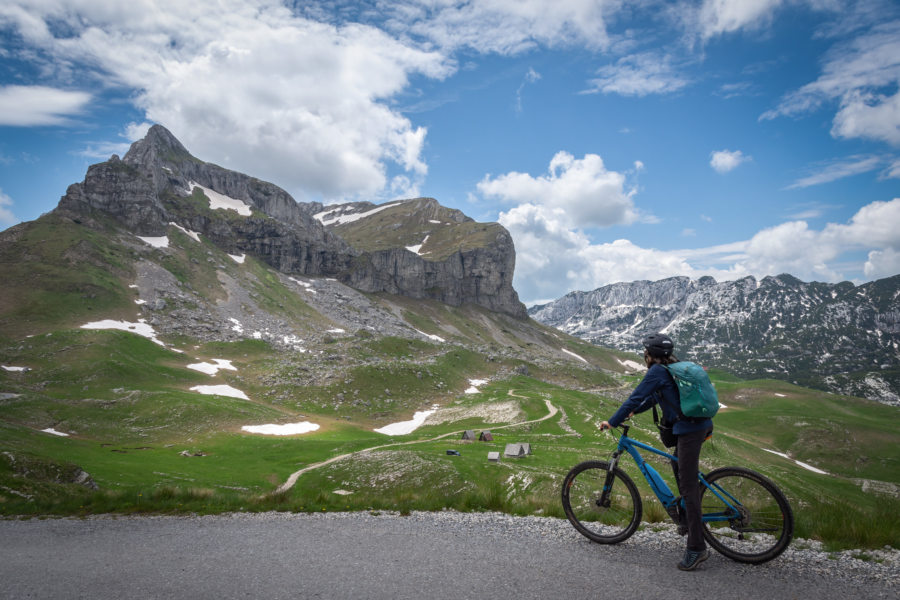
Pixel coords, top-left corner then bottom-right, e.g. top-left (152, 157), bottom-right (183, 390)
top-left (616, 358), bottom-right (645, 371)
top-left (170, 222), bottom-right (201, 243)
top-left (137, 235), bottom-right (168, 248)
top-left (763, 449), bottom-right (829, 475)
top-left (191, 182), bottom-right (252, 216)
top-left (187, 359), bottom-right (237, 376)
top-left (41, 428), bottom-right (69, 437)
top-left (230, 318), bottom-right (244, 334)
top-left (81, 319), bottom-right (165, 346)
top-left (405, 235), bottom-right (429, 255)
top-left (190, 384), bottom-right (249, 400)
top-left (283, 334), bottom-right (305, 351)
top-left (288, 277), bottom-right (316, 293)
top-left (2, 365), bottom-right (29, 372)
top-left (315, 201), bottom-right (402, 226)
top-left (413, 328), bottom-right (445, 343)
top-left (241, 422), bottom-right (320, 435)
top-left (228, 253), bottom-right (246, 264)
top-left (562, 348), bottom-right (588, 363)
top-left (374, 406), bottom-right (439, 435)
top-left (465, 379), bottom-right (488, 394)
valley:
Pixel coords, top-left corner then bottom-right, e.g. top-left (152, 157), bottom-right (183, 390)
top-left (0, 126), bottom-right (897, 554)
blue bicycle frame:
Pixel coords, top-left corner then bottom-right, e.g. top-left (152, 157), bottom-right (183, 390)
top-left (601, 425), bottom-right (739, 525)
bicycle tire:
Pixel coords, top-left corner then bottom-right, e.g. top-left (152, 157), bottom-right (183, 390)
top-left (561, 460), bottom-right (642, 544)
top-left (701, 466), bottom-right (794, 564)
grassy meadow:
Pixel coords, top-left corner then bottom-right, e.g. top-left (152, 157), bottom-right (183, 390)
top-left (1, 212), bottom-right (897, 553)
top-left (1, 328), bottom-right (897, 553)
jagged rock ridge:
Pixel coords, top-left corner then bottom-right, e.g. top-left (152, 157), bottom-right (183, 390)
top-left (529, 274), bottom-right (900, 405)
top-left (56, 125), bottom-right (526, 319)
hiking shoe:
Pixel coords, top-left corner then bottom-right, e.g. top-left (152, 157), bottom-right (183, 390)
top-left (677, 548), bottom-right (710, 571)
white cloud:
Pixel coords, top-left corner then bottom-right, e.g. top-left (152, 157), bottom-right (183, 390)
top-left (0, 189), bottom-right (18, 225)
top-left (886, 158), bottom-right (900, 179)
top-left (395, 0), bottom-right (622, 55)
top-left (786, 154), bottom-right (886, 188)
top-left (831, 88), bottom-right (900, 146)
top-left (505, 197), bottom-right (900, 304)
top-left (585, 52), bottom-right (689, 96)
top-left (864, 247), bottom-right (900, 278)
top-left (761, 20), bottom-right (900, 146)
top-left (0, 85), bottom-right (91, 126)
top-left (696, 0), bottom-right (784, 40)
top-left (0, 1), bottom-right (453, 202)
top-left (481, 151), bottom-right (640, 231)
top-left (516, 67), bottom-right (541, 113)
top-left (710, 149), bottom-right (750, 173)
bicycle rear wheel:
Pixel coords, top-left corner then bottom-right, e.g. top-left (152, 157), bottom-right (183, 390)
top-left (561, 460), bottom-right (642, 544)
top-left (701, 466), bottom-right (794, 564)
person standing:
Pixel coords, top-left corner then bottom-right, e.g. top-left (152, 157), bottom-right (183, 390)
top-left (599, 333), bottom-right (714, 571)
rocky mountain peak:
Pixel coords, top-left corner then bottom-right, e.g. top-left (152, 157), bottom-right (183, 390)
top-left (123, 124), bottom-right (192, 167)
top-left (52, 125), bottom-right (527, 319)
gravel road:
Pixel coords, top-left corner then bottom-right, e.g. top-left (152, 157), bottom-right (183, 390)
top-left (1, 511), bottom-right (896, 600)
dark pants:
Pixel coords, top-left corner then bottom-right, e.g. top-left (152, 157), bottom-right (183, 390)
top-left (672, 428), bottom-right (710, 551)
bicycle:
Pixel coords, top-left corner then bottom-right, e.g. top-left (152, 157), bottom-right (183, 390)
top-left (561, 423), bottom-right (794, 564)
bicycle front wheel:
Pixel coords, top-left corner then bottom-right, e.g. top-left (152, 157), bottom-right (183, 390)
top-left (701, 466), bottom-right (794, 564)
top-left (561, 460), bottom-right (642, 544)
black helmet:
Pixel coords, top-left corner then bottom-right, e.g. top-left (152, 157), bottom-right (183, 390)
top-left (642, 333), bottom-right (674, 358)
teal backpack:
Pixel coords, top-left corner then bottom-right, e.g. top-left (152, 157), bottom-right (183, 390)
top-left (663, 362), bottom-right (719, 419)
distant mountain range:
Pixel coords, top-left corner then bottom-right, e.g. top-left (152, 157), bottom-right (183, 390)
top-left (528, 274), bottom-right (900, 405)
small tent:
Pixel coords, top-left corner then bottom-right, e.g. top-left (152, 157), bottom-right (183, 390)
top-left (479, 431), bottom-right (494, 442)
top-left (461, 430), bottom-right (476, 441)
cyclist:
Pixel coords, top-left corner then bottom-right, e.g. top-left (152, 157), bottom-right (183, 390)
top-left (600, 333), bottom-right (714, 571)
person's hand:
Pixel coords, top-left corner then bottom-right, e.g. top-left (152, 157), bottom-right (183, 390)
top-left (599, 421), bottom-right (612, 431)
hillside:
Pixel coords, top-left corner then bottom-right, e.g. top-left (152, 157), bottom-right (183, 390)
top-left (529, 275), bottom-right (900, 405)
top-left (0, 128), bottom-right (897, 552)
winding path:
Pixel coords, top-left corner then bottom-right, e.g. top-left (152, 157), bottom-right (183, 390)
top-left (275, 396), bottom-right (558, 493)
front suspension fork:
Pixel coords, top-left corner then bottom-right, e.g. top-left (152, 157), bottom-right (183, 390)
top-left (598, 451), bottom-right (622, 508)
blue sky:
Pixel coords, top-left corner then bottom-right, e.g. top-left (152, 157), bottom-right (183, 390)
top-left (1, 1), bottom-right (899, 305)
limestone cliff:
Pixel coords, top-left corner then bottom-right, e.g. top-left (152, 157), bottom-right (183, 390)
top-left (55, 125), bottom-right (527, 318)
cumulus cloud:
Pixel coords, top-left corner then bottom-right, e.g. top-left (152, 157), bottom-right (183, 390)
top-left (710, 149), bottom-right (751, 173)
top-left (506, 197), bottom-right (900, 304)
top-left (695, 0), bottom-right (784, 40)
top-left (0, 189), bottom-right (17, 225)
top-left (761, 20), bottom-right (900, 147)
top-left (831, 88), bottom-right (900, 146)
top-left (393, 0), bottom-right (622, 55)
top-left (0, 1), bottom-right (453, 202)
top-left (864, 247), bottom-right (900, 278)
top-left (481, 151), bottom-right (640, 231)
top-left (584, 52), bottom-right (689, 96)
top-left (0, 85), bottom-right (91, 126)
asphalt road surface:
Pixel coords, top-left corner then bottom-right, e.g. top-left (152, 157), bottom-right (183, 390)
top-left (1, 512), bottom-right (895, 600)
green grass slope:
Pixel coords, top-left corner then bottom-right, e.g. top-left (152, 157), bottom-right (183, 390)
top-left (0, 212), bottom-right (897, 552)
